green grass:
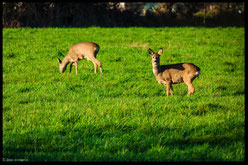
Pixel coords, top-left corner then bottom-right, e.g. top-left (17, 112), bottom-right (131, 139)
top-left (2, 27), bottom-right (245, 162)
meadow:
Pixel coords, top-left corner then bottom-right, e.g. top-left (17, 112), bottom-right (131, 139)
top-left (2, 27), bottom-right (245, 162)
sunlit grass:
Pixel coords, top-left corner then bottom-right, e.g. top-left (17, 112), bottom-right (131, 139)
top-left (2, 27), bottom-right (245, 161)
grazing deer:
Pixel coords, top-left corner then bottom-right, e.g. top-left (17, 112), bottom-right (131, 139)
top-left (148, 48), bottom-right (200, 96)
top-left (57, 42), bottom-right (102, 75)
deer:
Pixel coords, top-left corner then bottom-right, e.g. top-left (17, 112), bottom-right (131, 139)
top-left (57, 42), bottom-right (102, 75)
top-left (148, 48), bottom-right (200, 96)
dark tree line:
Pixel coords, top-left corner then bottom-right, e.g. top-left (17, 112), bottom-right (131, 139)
top-left (2, 2), bottom-right (244, 28)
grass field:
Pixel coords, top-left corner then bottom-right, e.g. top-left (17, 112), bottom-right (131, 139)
top-left (2, 27), bottom-right (245, 162)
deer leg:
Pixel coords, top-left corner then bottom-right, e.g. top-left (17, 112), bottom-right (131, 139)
top-left (93, 62), bottom-right (97, 74)
top-left (159, 80), bottom-right (170, 96)
top-left (94, 52), bottom-right (102, 73)
top-left (170, 84), bottom-right (174, 96)
top-left (91, 58), bottom-right (102, 74)
top-left (70, 63), bottom-right (74, 73)
top-left (96, 59), bottom-right (102, 73)
top-left (166, 81), bottom-right (173, 96)
top-left (184, 78), bottom-right (195, 95)
top-left (90, 59), bottom-right (97, 74)
top-left (75, 62), bottom-right (78, 75)
top-left (99, 63), bottom-right (103, 73)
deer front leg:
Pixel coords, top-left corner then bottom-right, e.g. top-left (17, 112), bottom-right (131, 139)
top-left (75, 61), bottom-right (78, 75)
top-left (169, 83), bottom-right (174, 96)
top-left (70, 63), bottom-right (74, 73)
top-left (166, 81), bottom-right (173, 96)
top-left (159, 80), bottom-right (172, 96)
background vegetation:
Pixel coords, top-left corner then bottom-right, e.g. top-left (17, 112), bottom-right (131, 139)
top-left (2, 27), bottom-right (245, 161)
top-left (2, 2), bottom-right (245, 28)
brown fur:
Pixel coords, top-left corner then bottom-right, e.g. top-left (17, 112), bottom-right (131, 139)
top-left (57, 42), bottom-right (102, 75)
top-left (149, 48), bottom-right (200, 96)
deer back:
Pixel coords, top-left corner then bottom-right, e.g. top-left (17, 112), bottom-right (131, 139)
top-left (68, 42), bottom-right (100, 61)
top-left (160, 63), bottom-right (200, 84)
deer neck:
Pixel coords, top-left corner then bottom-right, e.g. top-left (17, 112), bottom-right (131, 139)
top-left (61, 56), bottom-right (70, 69)
top-left (152, 60), bottom-right (161, 76)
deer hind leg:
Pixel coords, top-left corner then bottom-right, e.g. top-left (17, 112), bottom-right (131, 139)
top-left (93, 62), bottom-right (97, 74)
top-left (184, 77), bottom-right (195, 95)
top-left (95, 50), bottom-right (102, 73)
top-left (96, 59), bottom-right (102, 73)
top-left (91, 58), bottom-right (102, 74)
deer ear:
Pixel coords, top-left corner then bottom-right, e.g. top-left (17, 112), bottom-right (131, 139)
top-left (157, 48), bottom-right (163, 55)
top-left (57, 58), bottom-right (61, 64)
top-left (148, 48), bottom-right (154, 55)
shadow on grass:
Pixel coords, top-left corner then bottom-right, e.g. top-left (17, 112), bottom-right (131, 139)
top-left (3, 117), bottom-right (244, 159)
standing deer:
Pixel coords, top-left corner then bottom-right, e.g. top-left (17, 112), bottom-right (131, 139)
top-left (148, 48), bottom-right (200, 96)
top-left (57, 42), bottom-right (102, 75)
